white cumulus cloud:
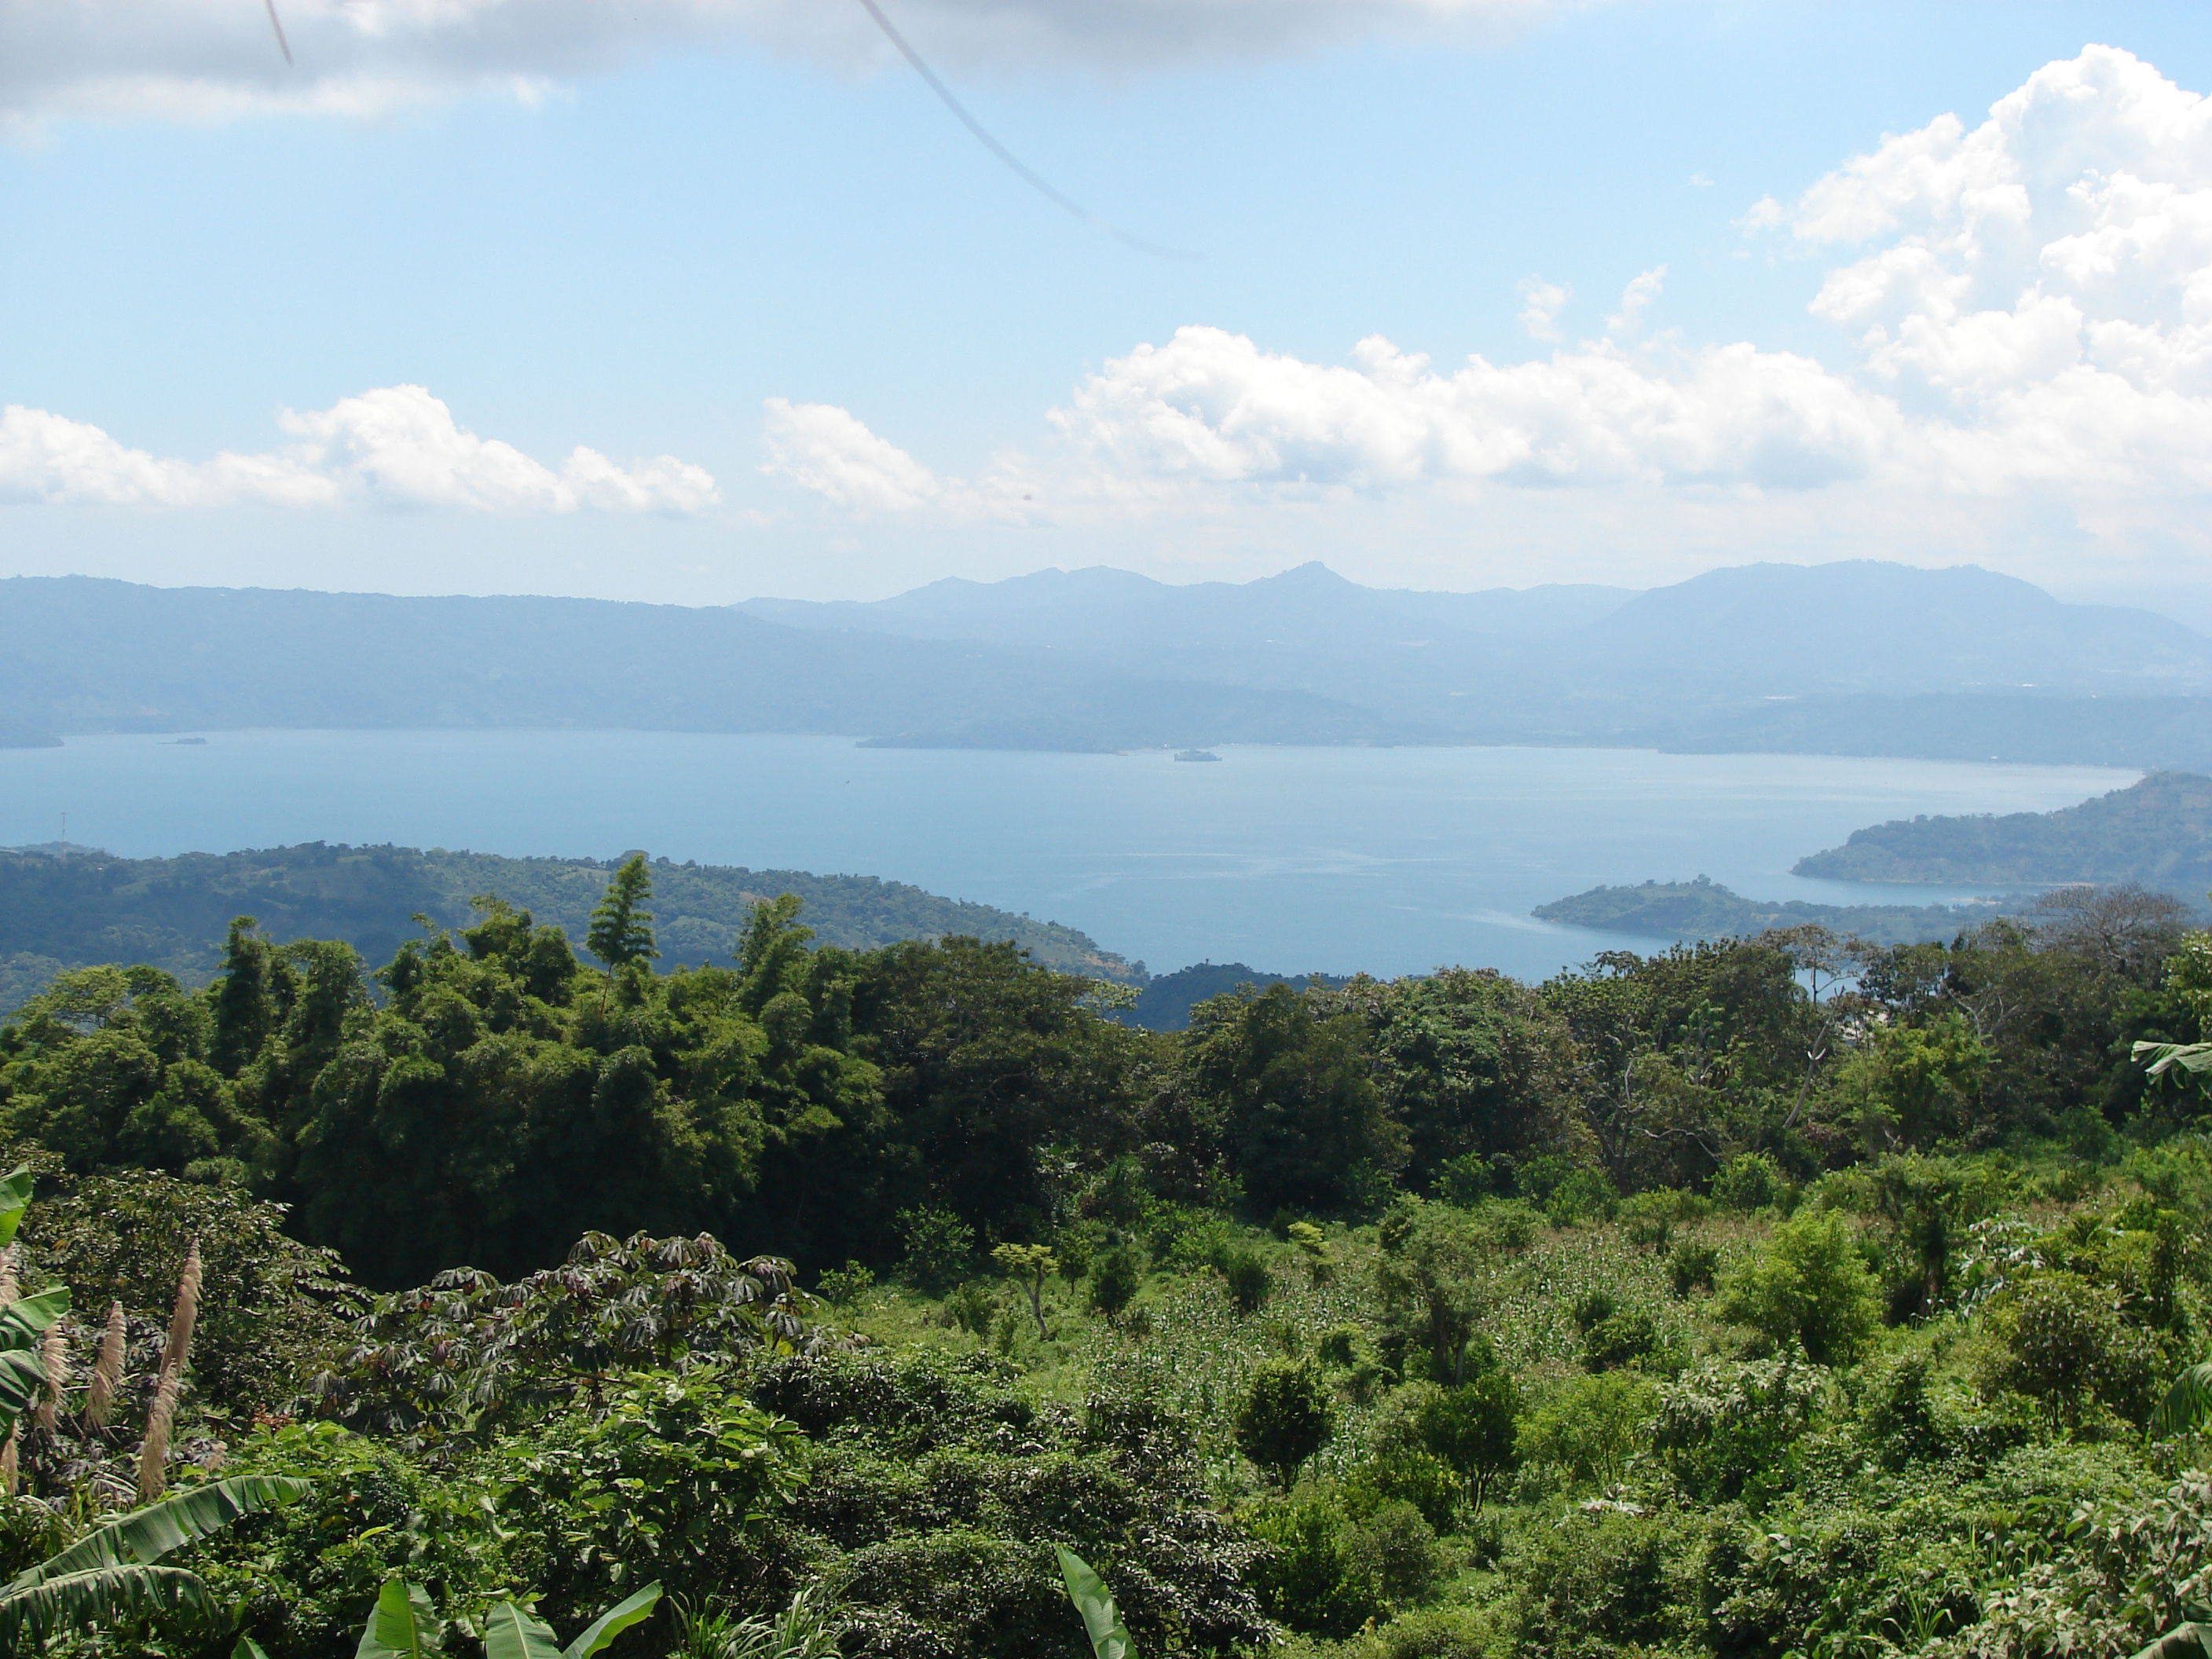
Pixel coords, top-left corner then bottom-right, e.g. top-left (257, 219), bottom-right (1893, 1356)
top-left (0, 385), bottom-right (717, 513)
top-left (765, 46), bottom-right (2212, 539)
top-left (760, 397), bottom-right (945, 512)
top-left (0, 0), bottom-right (1582, 126)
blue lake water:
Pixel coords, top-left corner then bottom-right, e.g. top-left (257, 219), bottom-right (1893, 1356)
top-left (0, 731), bottom-right (2136, 981)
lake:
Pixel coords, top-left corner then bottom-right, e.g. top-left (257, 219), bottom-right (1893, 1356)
top-left (0, 731), bottom-right (2134, 981)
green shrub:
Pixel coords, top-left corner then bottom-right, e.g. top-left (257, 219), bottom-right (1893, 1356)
top-left (1246, 1492), bottom-right (1444, 1637)
top-left (946, 1280), bottom-right (997, 1337)
top-left (1247, 1494), bottom-right (1382, 1638)
top-left (1416, 1374), bottom-right (1521, 1507)
top-left (1235, 1358), bottom-right (1335, 1487)
top-left (1088, 1243), bottom-right (1144, 1319)
top-left (1347, 1445), bottom-right (1463, 1533)
top-left (1580, 1309), bottom-right (1669, 1374)
top-left (1503, 1503), bottom-right (1705, 1659)
top-left (1221, 1247), bottom-right (1273, 1316)
top-left (1717, 1209), bottom-right (1880, 1364)
top-left (1652, 1357), bottom-right (1826, 1507)
top-left (1712, 1152), bottom-right (1787, 1213)
top-left (1515, 1372), bottom-right (1658, 1491)
top-left (1979, 1270), bottom-right (2159, 1427)
top-left (898, 1207), bottom-right (976, 1294)
top-left (1347, 1604), bottom-right (1490, 1659)
top-left (1668, 1239), bottom-right (1721, 1298)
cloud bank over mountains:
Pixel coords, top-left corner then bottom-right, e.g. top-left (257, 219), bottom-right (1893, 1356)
top-left (0, 0), bottom-right (1563, 126)
top-left (10, 40), bottom-right (2212, 590)
top-left (772, 47), bottom-right (2212, 541)
top-left (0, 386), bottom-right (716, 513)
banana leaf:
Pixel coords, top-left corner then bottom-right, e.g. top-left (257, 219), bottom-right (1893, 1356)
top-left (2160, 1361), bottom-right (2212, 1436)
top-left (2135, 1041), bottom-right (2212, 1079)
top-left (2130, 1621), bottom-right (2212, 1659)
top-left (20, 1475), bottom-right (313, 1587)
top-left (0, 1167), bottom-right (34, 1251)
top-left (563, 1583), bottom-right (662, 1659)
top-left (483, 1600), bottom-right (562, 1659)
top-left (0, 1563), bottom-right (214, 1650)
top-left (356, 1578), bottom-right (442, 1659)
top-left (1054, 1547), bottom-right (1130, 1659)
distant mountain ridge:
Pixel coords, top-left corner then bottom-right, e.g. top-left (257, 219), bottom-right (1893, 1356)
top-left (1793, 771), bottom-right (2212, 889)
top-left (0, 840), bottom-right (1141, 1013)
top-left (1, 562), bottom-right (2208, 766)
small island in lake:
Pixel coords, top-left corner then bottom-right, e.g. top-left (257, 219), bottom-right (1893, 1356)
top-left (1174, 749), bottom-right (1223, 763)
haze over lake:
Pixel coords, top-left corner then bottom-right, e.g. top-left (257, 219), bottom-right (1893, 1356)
top-left (0, 731), bottom-right (2133, 980)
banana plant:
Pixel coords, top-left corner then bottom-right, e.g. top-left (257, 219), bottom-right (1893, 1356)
top-left (2159, 1358), bottom-right (2212, 1435)
top-left (0, 1165), bottom-right (68, 1445)
top-left (352, 1576), bottom-right (662, 1659)
top-left (2130, 1620), bottom-right (2212, 1659)
top-left (0, 1473), bottom-right (313, 1651)
top-left (2135, 1039), bottom-right (2212, 1082)
top-left (1053, 1547), bottom-right (1130, 1659)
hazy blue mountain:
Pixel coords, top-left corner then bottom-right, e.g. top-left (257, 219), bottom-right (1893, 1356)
top-left (1554, 562), bottom-right (2212, 699)
top-left (740, 562), bottom-right (1639, 653)
top-left (0, 840), bottom-right (1143, 1013)
top-left (1793, 771), bottom-right (2212, 889)
top-left (739, 559), bottom-right (2212, 755)
top-left (2, 563), bottom-right (2207, 764)
top-left (0, 576), bottom-right (1384, 749)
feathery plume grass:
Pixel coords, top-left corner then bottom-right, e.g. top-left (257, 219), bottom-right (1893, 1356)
top-left (1, 1429), bottom-right (16, 1497)
top-left (160, 1240), bottom-right (202, 1382)
top-left (136, 1240), bottom-right (204, 1498)
top-left (86, 1302), bottom-right (126, 1429)
top-left (0, 1245), bottom-right (20, 1307)
top-left (35, 1322), bottom-right (65, 1431)
top-left (137, 1368), bottom-right (180, 1500)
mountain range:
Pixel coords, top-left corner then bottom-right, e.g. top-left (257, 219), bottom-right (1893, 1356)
top-left (2, 561), bottom-right (2208, 766)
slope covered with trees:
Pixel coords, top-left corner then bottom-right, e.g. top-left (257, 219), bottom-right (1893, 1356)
top-left (4, 860), bottom-right (2212, 1659)
top-left (1532, 875), bottom-right (2016, 944)
top-left (1796, 770), bottom-right (2212, 888)
top-left (0, 840), bottom-right (1138, 1015)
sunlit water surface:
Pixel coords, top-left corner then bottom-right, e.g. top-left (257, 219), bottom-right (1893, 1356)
top-left (0, 731), bottom-right (2135, 980)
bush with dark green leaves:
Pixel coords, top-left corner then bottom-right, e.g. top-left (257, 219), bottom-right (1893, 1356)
top-left (1502, 1502), bottom-right (1708, 1659)
top-left (752, 1351), bottom-right (1268, 1659)
top-left (1234, 1357), bottom-right (1335, 1488)
top-left (1717, 1209), bottom-right (1880, 1365)
top-left (1652, 1357), bottom-right (1827, 1507)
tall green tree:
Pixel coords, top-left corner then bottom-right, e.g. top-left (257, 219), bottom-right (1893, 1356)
top-left (1183, 983), bottom-right (1405, 1216)
top-left (586, 856), bottom-right (659, 973)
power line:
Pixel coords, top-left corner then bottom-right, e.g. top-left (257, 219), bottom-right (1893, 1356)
top-left (851, 0), bottom-right (1195, 260)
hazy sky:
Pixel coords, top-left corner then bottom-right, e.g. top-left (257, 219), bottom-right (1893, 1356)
top-left (5, 1), bottom-right (2212, 615)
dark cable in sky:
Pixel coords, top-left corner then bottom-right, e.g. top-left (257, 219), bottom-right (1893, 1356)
top-left (851, 0), bottom-right (1196, 260)
top-left (265, 0), bottom-right (293, 65)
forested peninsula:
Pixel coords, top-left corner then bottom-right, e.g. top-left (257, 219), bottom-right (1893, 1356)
top-left (0, 840), bottom-right (1137, 1014)
top-left (7, 859), bottom-right (2212, 1659)
top-left (1796, 769), bottom-right (2212, 886)
top-left (1531, 876), bottom-right (2012, 943)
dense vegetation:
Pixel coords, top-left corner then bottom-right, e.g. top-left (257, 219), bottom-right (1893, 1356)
top-left (6, 859), bottom-right (2212, 1657)
top-left (1531, 875), bottom-right (2019, 946)
top-left (1794, 770), bottom-right (2212, 888)
top-left (0, 840), bottom-right (1138, 1018)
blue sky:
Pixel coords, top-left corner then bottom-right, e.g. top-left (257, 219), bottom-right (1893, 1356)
top-left (5, 0), bottom-right (2212, 616)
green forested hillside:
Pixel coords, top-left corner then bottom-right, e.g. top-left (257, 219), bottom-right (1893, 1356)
top-left (6, 862), bottom-right (2212, 1659)
top-left (1795, 768), bottom-right (2212, 886)
top-left (1533, 875), bottom-right (2012, 943)
top-left (0, 840), bottom-right (1137, 1012)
